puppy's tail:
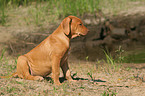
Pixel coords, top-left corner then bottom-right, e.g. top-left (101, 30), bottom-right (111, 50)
top-left (0, 72), bottom-right (18, 79)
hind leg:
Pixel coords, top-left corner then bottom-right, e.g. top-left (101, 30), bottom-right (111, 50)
top-left (16, 56), bottom-right (44, 81)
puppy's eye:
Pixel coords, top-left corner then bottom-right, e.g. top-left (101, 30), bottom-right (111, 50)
top-left (79, 24), bottom-right (82, 26)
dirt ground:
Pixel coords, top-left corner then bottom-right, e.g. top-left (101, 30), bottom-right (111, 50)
top-left (0, 3), bottom-right (145, 96)
top-left (1, 59), bottom-right (145, 96)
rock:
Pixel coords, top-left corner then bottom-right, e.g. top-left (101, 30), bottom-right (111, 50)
top-left (111, 28), bottom-right (127, 40)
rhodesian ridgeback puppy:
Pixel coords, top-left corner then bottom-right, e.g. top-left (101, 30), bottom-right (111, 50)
top-left (0, 16), bottom-right (89, 85)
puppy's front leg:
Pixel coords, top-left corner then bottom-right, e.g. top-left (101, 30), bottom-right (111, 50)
top-left (52, 57), bottom-right (61, 85)
top-left (61, 60), bottom-right (74, 82)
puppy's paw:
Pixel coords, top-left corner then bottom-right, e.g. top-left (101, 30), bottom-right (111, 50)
top-left (68, 78), bottom-right (76, 82)
top-left (55, 82), bottom-right (62, 86)
top-left (34, 76), bottom-right (44, 81)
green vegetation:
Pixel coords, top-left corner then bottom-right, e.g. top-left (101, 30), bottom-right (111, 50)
top-left (0, 0), bottom-right (7, 25)
top-left (96, 46), bottom-right (126, 74)
top-left (0, 48), bottom-right (145, 95)
top-left (0, 0), bottom-right (100, 26)
top-left (0, 0), bottom-right (145, 26)
top-left (0, 48), bottom-right (5, 61)
top-left (124, 51), bottom-right (145, 63)
top-left (102, 88), bottom-right (117, 96)
top-left (101, 46), bottom-right (145, 72)
top-left (103, 47), bottom-right (123, 73)
top-left (115, 46), bottom-right (125, 64)
top-left (87, 71), bottom-right (95, 81)
top-left (0, 0), bottom-right (145, 95)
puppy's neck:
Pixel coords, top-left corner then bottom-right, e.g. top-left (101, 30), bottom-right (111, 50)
top-left (56, 26), bottom-right (71, 39)
top-left (52, 26), bottom-right (71, 44)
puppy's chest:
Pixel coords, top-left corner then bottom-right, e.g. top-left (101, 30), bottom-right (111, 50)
top-left (61, 48), bottom-right (70, 63)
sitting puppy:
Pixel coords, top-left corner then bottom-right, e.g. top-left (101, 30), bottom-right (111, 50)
top-left (0, 16), bottom-right (89, 85)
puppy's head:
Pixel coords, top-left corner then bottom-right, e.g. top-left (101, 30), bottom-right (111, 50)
top-left (61, 16), bottom-right (89, 38)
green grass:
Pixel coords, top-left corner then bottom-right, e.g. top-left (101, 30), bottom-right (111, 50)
top-left (0, 0), bottom-right (7, 25)
top-left (49, 0), bottom-right (100, 17)
top-left (0, 0), bottom-right (145, 95)
top-left (102, 88), bottom-right (117, 96)
top-left (102, 46), bottom-right (145, 64)
top-left (124, 52), bottom-right (145, 63)
top-left (0, 8), bottom-right (7, 25)
top-left (0, 50), bottom-right (145, 95)
top-left (98, 46), bottom-right (125, 74)
top-left (87, 71), bottom-right (94, 81)
top-left (0, 49), bottom-right (17, 76)
top-left (103, 50), bottom-right (120, 73)
top-left (0, 0), bottom-right (144, 26)
top-left (0, 48), bottom-right (5, 61)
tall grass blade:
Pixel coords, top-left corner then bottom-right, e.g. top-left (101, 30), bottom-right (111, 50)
top-left (0, 48), bottom-right (5, 61)
top-left (0, 0), bottom-right (7, 25)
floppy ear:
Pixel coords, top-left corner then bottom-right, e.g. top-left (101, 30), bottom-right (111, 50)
top-left (61, 17), bottom-right (72, 35)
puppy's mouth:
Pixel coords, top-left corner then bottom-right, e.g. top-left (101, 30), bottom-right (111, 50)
top-left (77, 32), bottom-right (87, 36)
top-left (72, 32), bottom-right (87, 38)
